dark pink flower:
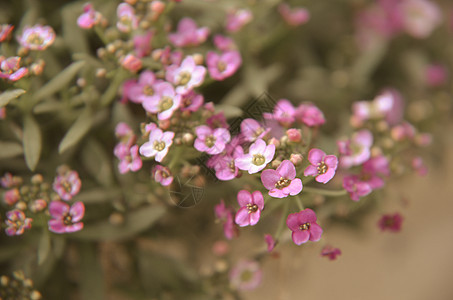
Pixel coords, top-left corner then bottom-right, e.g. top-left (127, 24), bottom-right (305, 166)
top-left (139, 128), bottom-right (174, 162)
top-left (337, 129), bottom-right (373, 168)
top-left (361, 155), bottom-right (390, 189)
top-left (116, 3), bottom-right (138, 33)
top-left (215, 200), bottom-right (238, 239)
top-left (342, 175), bottom-right (372, 201)
top-left (229, 260), bottom-right (262, 291)
top-left (206, 50), bottom-right (242, 81)
top-left (114, 144), bottom-right (142, 174)
top-left (226, 9), bottom-right (253, 32)
top-left (165, 56), bottom-right (206, 94)
top-left (0, 56), bottom-right (28, 81)
top-left (194, 125), bottom-right (231, 155)
top-left (261, 160), bottom-right (303, 198)
top-left (264, 234), bottom-right (276, 252)
top-left (240, 118), bottom-right (269, 142)
top-left (235, 139), bottom-right (275, 174)
top-left (234, 190), bottom-right (264, 227)
top-left (321, 246), bottom-right (342, 260)
top-left (17, 25), bottom-right (55, 50)
top-left (5, 209), bottom-right (32, 236)
top-left (295, 103), bottom-right (325, 127)
top-left (133, 31), bottom-right (153, 58)
top-left (180, 90), bottom-right (204, 112)
top-left (425, 64), bottom-right (447, 87)
top-left (168, 18), bottom-right (209, 47)
top-left (77, 3), bottom-right (102, 29)
top-left (278, 3), bottom-right (310, 26)
top-left (48, 201), bottom-right (85, 234)
top-left (287, 208), bottom-right (323, 245)
top-left (263, 99), bottom-right (296, 127)
top-left (378, 213), bottom-right (403, 232)
top-left (213, 34), bottom-right (236, 51)
top-left (304, 149), bottom-right (338, 184)
top-left (127, 71), bottom-right (160, 104)
top-left (3, 188), bottom-right (20, 206)
top-left (53, 170), bottom-right (82, 201)
top-left (0, 24), bottom-right (14, 42)
top-left (142, 81), bottom-right (181, 120)
top-left (152, 165), bottom-right (173, 186)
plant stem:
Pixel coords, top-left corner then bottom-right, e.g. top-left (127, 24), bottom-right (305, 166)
top-left (303, 186), bottom-right (347, 197)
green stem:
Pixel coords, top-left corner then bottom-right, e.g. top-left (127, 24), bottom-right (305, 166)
top-left (295, 195), bottom-right (304, 210)
top-left (303, 186), bottom-right (347, 197)
top-left (168, 145), bottom-right (184, 170)
top-left (274, 200), bottom-right (289, 241)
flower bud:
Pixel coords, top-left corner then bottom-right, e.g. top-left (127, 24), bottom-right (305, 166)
top-left (290, 153), bottom-right (303, 166)
top-left (286, 128), bottom-right (301, 143)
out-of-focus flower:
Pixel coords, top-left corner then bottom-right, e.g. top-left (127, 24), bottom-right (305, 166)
top-left (342, 175), bottom-right (372, 201)
top-left (168, 18), bottom-right (209, 47)
top-left (215, 200), bottom-right (238, 239)
top-left (240, 118), bottom-right (269, 142)
top-left (400, 0), bottom-right (441, 38)
top-left (139, 128), bottom-right (174, 162)
top-left (0, 24), bottom-right (14, 42)
top-left (152, 165), bottom-right (173, 186)
top-left (114, 144), bottom-right (142, 174)
top-left (213, 34), bottom-right (236, 51)
top-left (48, 201), bottom-right (85, 234)
top-left (360, 155), bottom-right (390, 189)
top-left (229, 260), bottom-right (262, 291)
top-left (3, 188), bottom-right (20, 206)
top-left (29, 199), bottom-right (47, 213)
top-left (17, 25), bottom-right (55, 50)
top-left (206, 50), bottom-right (242, 81)
top-left (235, 139), bottom-right (275, 174)
top-left (226, 9), bottom-right (253, 32)
top-left (134, 31), bottom-right (153, 58)
top-left (121, 54), bottom-right (142, 73)
top-left (165, 56), bottom-right (206, 94)
top-left (287, 208), bottom-right (323, 245)
top-left (234, 190), bottom-right (264, 227)
top-left (116, 3), bottom-right (138, 33)
top-left (77, 3), bottom-right (102, 29)
top-left (180, 90), bottom-right (204, 112)
top-left (425, 64), bottom-right (448, 87)
top-left (278, 3), bottom-right (310, 26)
top-left (378, 213), bottom-right (403, 232)
top-left (264, 234), bottom-right (276, 252)
top-left (320, 246), bottom-right (342, 260)
top-left (206, 112), bottom-right (229, 129)
top-left (304, 149), bottom-right (338, 184)
top-left (194, 125), bottom-right (231, 155)
top-left (264, 99), bottom-right (296, 127)
top-left (0, 56), bottom-right (28, 81)
top-left (353, 92), bottom-right (395, 123)
top-left (5, 209), bottom-right (32, 236)
top-left (391, 122), bottom-right (416, 141)
top-left (53, 170), bottom-right (82, 201)
top-left (338, 129), bottom-right (373, 169)
top-left (261, 160), bottom-right (303, 198)
top-left (295, 103), bottom-right (325, 127)
top-left (411, 156), bottom-right (428, 176)
top-left (142, 81), bottom-right (181, 120)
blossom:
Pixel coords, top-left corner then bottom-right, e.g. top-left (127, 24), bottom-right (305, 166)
top-left (77, 3), bottom-right (102, 29)
top-left (3, 188), bottom-right (20, 206)
top-left (425, 64), bottom-right (447, 87)
top-left (391, 122), bottom-right (416, 141)
top-left (48, 201), bottom-right (85, 234)
top-left (400, 0), bottom-right (441, 38)
top-left (342, 175), bottom-right (372, 201)
top-left (264, 234), bottom-right (276, 252)
top-left (5, 210), bottom-right (32, 236)
top-left (125, 71), bottom-right (160, 104)
top-left (194, 125), bottom-right (230, 155)
top-left (234, 190), bottom-right (264, 227)
top-left (235, 139), bottom-right (275, 174)
top-left (286, 128), bottom-right (301, 143)
top-left (206, 50), bottom-right (242, 81)
top-left (206, 112), bottom-right (229, 129)
top-left (0, 24), bottom-right (14, 42)
top-left (261, 160), bottom-right (303, 198)
top-left (165, 56), bottom-right (206, 94)
top-left (207, 137), bottom-right (244, 181)
top-left (121, 54), bottom-right (142, 73)
top-left (229, 260), bottom-right (262, 291)
top-left (215, 200), bottom-right (238, 239)
top-left (53, 170), bottom-right (82, 201)
top-left (133, 31), bottom-right (153, 58)
top-left (361, 155), bottom-right (390, 189)
top-left (337, 129), bottom-right (373, 168)
top-left (180, 90), bottom-right (204, 112)
top-left (321, 246), bottom-right (342, 260)
top-left (152, 165), bottom-right (173, 186)
top-left (17, 25), bottom-right (55, 50)
top-left (116, 3), bottom-right (138, 33)
top-left (278, 3), bottom-right (310, 26)
top-left (378, 213), bottom-right (403, 232)
top-left (295, 103), bottom-right (325, 127)
top-left (287, 208), bottom-right (323, 245)
top-left (139, 128), bottom-right (174, 162)
top-left (226, 9), bottom-right (253, 32)
top-left (304, 149), bottom-right (338, 184)
top-left (411, 156), bottom-right (428, 176)
top-left (263, 99), bottom-right (296, 127)
top-left (352, 92), bottom-right (395, 123)
top-left (0, 56), bottom-right (28, 81)
top-left (240, 118), bottom-right (269, 142)
top-left (114, 144), bottom-right (142, 174)
top-left (142, 82), bottom-right (181, 120)
top-left (213, 34), bottom-right (236, 51)
top-left (168, 18), bottom-right (209, 47)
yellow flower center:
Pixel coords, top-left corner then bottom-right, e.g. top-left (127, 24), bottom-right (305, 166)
top-left (317, 162), bottom-right (327, 175)
top-left (299, 222), bottom-right (310, 231)
top-left (153, 140), bottom-right (166, 151)
top-left (252, 154), bottom-right (265, 166)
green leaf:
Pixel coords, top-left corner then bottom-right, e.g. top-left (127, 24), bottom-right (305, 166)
top-left (76, 188), bottom-right (121, 204)
top-left (32, 61), bottom-right (85, 103)
top-left (80, 242), bottom-right (104, 300)
top-left (0, 89), bottom-right (26, 108)
top-left (72, 205), bottom-right (166, 241)
top-left (0, 141), bottom-right (23, 159)
top-left (62, 2), bottom-right (89, 54)
top-left (23, 114), bottom-right (42, 171)
top-left (58, 108), bottom-right (93, 154)
top-left (81, 138), bottom-right (114, 186)
top-left (37, 229), bottom-right (51, 265)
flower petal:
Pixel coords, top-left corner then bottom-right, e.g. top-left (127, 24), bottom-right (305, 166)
top-left (237, 190), bottom-right (252, 206)
top-left (249, 210), bottom-right (261, 226)
top-left (308, 148), bottom-right (325, 165)
top-left (276, 160), bottom-right (296, 179)
top-left (251, 191), bottom-right (264, 210)
top-left (49, 201), bottom-right (69, 218)
top-left (309, 223), bottom-right (323, 241)
top-left (292, 230), bottom-right (310, 245)
top-left (235, 207), bottom-right (250, 227)
top-left (261, 169), bottom-right (280, 190)
top-left (69, 202), bottom-right (85, 222)
top-left (287, 178), bottom-right (303, 195)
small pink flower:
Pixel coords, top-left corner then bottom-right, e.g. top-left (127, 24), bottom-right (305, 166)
top-left (0, 56), bottom-right (28, 81)
top-left (378, 213), bottom-right (403, 232)
top-left (5, 209), bottom-right (32, 236)
top-left (213, 34), bottom-right (236, 51)
top-left (261, 160), bottom-right (303, 198)
top-left (206, 112), bottom-right (229, 129)
top-left (425, 64), bottom-right (447, 87)
top-left (77, 3), bottom-right (102, 29)
top-left (207, 137), bottom-right (244, 181)
top-left (360, 155), bottom-right (390, 189)
top-left (226, 9), bottom-right (253, 33)
top-left (338, 129), bottom-right (373, 169)
top-left (180, 90), bottom-right (204, 112)
top-left (353, 92), bottom-right (396, 123)
top-left (235, 139), bottom-right (275, 174)
top-left (133, 31), bottom-right (153, 58)
top-left (0, 24), bottom-right (14, 42)
top-left (215, 199), bottom-right (229, 219)
top-left (115, 122), bottom-right (133, 138)
top-left (391, 122), bottom-right (416, 141)
top-left (321, 246), bottom-right (342, 260)
top-left (29, 199), bottom-right (47, 213)
top-left (295, 103), bottom-right (325, 127)
top-left (400, 0), bottom-right (441, 38)
top-left (17, 25), bottom-right (55, 50)
top-left (139, 128), bottom-right (174, 162)
top-left (215, 200), bottom-right (238, 239)
top-left (304, 149), bottom-right (338, 184)
top-left (48, 201), bottom-right (85, 234)
top-left (287, 208), bottom-right (323, 245)
top-left (263, 99), bottom-right (296, 127)
top-left (411, 156), bottom-right (428, 176)
top-left (168, 18), bottom-right (209, 47)
top-left (229, 260), bottom-right (262, 291)
top-left (264, 234), bottom-right (276, 252)
top-left (234, 190), bottom-right (264, 227)
top-left (121, 54), bottom-right (142, 73)
top-left (3, 188), bottom-right (20, 206)
top-left (116, 3), bottom-right (138, 33)
top-left (126, 71), bottom-right (160, 104)
top-left (342, 175), bottom-right (372, 201)
top-left (1, 173), bottom-right (15, 188)
top-left (194, 125), bottom-right (231, 155)
top-left (206, 50), bottom-right (242, 81)
top-left (114, 144), bottom-right (142, 174)
top-left (240, 118), bottom-right (270, 142)
top-left (286, 128), bottom-right (301, 143)
top-left (53, 170), bottom-right (82, 201)
top-left (278, 3), bottom-right (310, 26)
top-left (165, 56), bottom-right (206, 94)
top-left (152, 165), bottom-right (173, 186)
top-left (142, 82), bottom-right (181, 120)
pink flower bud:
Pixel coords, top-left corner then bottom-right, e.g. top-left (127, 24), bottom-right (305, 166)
top-left (286, 128), bottom-right (302, 142)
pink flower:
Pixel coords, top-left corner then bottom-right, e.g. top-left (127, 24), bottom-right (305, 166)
top-left (5, 209), bottom-right (32, 236)
top-left (114, 144), bottom-right (142, 174)
top-left (168, 18), bottom-right (209, 47)
top-left (235, 139), bottom-right (275, 174)
top-left (213, 34), bottom-right (236, 51)
top-left (139, 128), bottom-right (174, 162)
top-left (229, 260), bottom-right (262, 291)
top-left (115, 122), bottom-right (133, 138)
top-left (53, 170), bottom-right (82, 201)
top-left (412, 156), bottom-right (428, 176)
top-left (278, 3), bottom-right (310, 26)
top-left (133, 31), bottom-right (153, 58)
top-left (152, 165), bottom-right (173, 186)
top-left (48, 201), bottom-right (85, 234)
top-left (337, 129), bottom-right (373, 168)
top-left (261, 160), bottom-right (303, 198)
top-left (206, 50), bottom-right (242, 81)
top-left (127, 71), bottom-right (160, 104)
top-left (304, 149), bottom-right (338, 184)
top-left (342, 175), bottom-right (372, 201)
top-left (361, 155), bottom-right (390, 189)
top-left (321, 246), bottom-right (342, 260)
top-left (263, 99), bottom-right (296, 127)
top-left (3, 188), bottom-right (20, 206)
top-left (77, 3), bottom-right (102, 29)
top-left (17, 25), bottom-right (55, 50)
top-left (180, 90), bottom-right (204, 112)
top-left (287, 208), bottom-right (323, 245)
top-left (378, 213), bottom-right (403, 232)
top-left (400, 0), bottom-right (441, 38)
top-left (207, 137), bottom-right (244, 181)
top-left (391, 122), bottom-right (416, 141)
top-left (286, 128), bottom-right (301, 143)
top-left (226, 9), bottom-right (253, 32)
top-left (121, 54), bottom-right (142, 73)
top-left (264, 234), bottom-right (276, 252)
top-left (142, 82), bottom-right (181, 120)
top-left (194, 125), bottom-right (231, 155)
top-left (116, 3), bottom-right (138, 33)
top-left (206, 112), bottom-right (229, 129)
top-left (352, 91), bottom-right (398, 123)
top-left (295, 103), bottom-right (325, 127)
top-left (165, 56), bottom-right (206, 94)
top-left (215, 200), bottom-right (238, 239)
top-left (0, 56), bottom-right (28, 81)
top-left (234, 190), bottom-right (264, 227)
top-left (425, 64), bottom-right (447, 87)
top-left (240, 118), bottom-right (270, 142)
top-left (0, 24), bottom-right (14, 42)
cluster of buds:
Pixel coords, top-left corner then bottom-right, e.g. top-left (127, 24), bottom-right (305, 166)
top-left (0, 271), bottom-right (41, 300)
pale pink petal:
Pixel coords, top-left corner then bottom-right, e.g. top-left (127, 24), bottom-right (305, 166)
top-left (237, 190), bottom-right (252, 206)
top-left (308, 223), bottom-right (323, 241)
top-left (261, 169), bottom-right (280, 190)
top-left (292, 230), bottom-right (310, 245)
top-left (276, 160), bottom-right (296, 179)
top-left (308, 148), bottom-right (325, 165)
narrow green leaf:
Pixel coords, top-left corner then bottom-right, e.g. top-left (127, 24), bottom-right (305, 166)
top-left (32, 61), bottom-right (85, 103)
top-left (76, 188), bottom-right (121, 204)
top-left (58, 108), bottom-right (93, 154)
top-left (0, 89), bottom-right (26, 108)
top-left (37, 229), bottom-right (51, 265)
top-left (62, 2), bottom-right (89, 54)
top-left (0, 141), bottom-right (23, 159)
top-left (23, 114), bottom-right (42, 171)
top-left (80, 242), bottom-right (104, 300)
top-left (214, 104), bottom-right (243, 118)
